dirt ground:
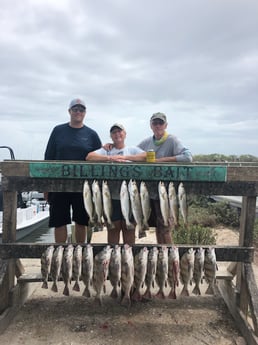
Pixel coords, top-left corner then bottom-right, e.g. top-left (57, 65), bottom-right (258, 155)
top-left (0, 227), bottom-right (256, 345)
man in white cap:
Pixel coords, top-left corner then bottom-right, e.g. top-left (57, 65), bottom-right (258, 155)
top-left (44, 98), bottom-right (102, 243)
top-left (138, 112), bottom-right (193, 244)
top-left (86, 123), bottom-right (146, 244)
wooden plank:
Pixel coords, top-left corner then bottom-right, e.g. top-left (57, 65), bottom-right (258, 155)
top-left (244, 263), bottom-right (258, 336)
top-left (0, 243), bottom-right (254, 262)
top-left (218, 280), bottom-right (258, 345)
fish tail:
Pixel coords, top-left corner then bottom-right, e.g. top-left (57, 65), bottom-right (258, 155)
top-left (205, 284), bottom-right (214, 295)
top-left (110, 287), bottom-right (118, 299)
top-left (131, 289), bottom-right (142, 301)
top-left (82, 287), bottom-right (91, 298)
top-left (41, 281), bottom-right (48, 289)
top-left (192, 285), bottom-right (201, 295)
top-left (142, 288), bottom-right (152, 300)
top-left (51, 282), bottom-right (58, 293)
top-left (120, 295), bottom-right (131, 308)
top-left (168, 288), bottom-right (177, 299)
top-left (180, 286), bottom-right (190, 296)
top-left (155, 289), bottom-right (166, 299)
top-left (63, 285), bottom-right (70, 296)
top-left (94, 296), bottom-right (102, 306)
top-left (138, 229), bottom-right (147, 238)
top-left (73, 281), bottom-right (80, 292)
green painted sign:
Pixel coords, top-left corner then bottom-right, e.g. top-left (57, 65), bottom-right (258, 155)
top-left (29, 162), bottom-right (227, 182)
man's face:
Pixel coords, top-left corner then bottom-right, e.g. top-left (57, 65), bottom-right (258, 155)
top-left (150, 119), bottom-right (167, 138)
top-left (110, 128), bottom-right (126, 144)
top-left (69, 105), bottom-right (86, 123)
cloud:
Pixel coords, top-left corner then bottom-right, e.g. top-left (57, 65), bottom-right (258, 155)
top-left (0, 0), bottom-right (258, 160)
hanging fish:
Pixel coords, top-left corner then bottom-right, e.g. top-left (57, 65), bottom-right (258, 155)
top-left (121, 244), bottom-right (134, 307)
top-left (83, 180), bottom-right (95, 226)
top-left (51, 245), bottom-right (64, 293)
top-left (128, 179), bottom-right (146, 238)
top-left (158, 181), bottom-right (170, 227)
top-left (143, 246), bottom-right (158, 300)
top-left (178, 182), bottom-right (188, 227)
top-left (180, 248), bottom-right (195, 296)
top-left (132, 247), bottom-right (148, 301)
top-left (62, 244), bottom-right (74, 296)
top-left (102, 180), bottom-right (113, 229)
top-left (81, 244), bottom-right (94, 298)
top-left (140, 181), bottom-right (151, 230)
top-left (155, 246), bottom-right (168, 299)
top-left (120, 180), bottom-right (134, 230)
top-left (168, 182), bottom-right (179, 227)
top-left (72, 245), bottom-right (82, 292)
top-left (92, 180), bottom-right (103, 227)
top-left (168, 246), bottom-right (180, 299)
top-left (204, 247), bottom-right (217, 295)
top-left (41, 245), bottom-right (54, 289)
top-left (192, 247), bottom-right (205, 295)
top-left (109, 245), bottom-right (122, 299)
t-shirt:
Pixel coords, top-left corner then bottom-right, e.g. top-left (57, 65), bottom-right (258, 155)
top-left (95, 146), bottom-right (144, 156)
top-left (44, 123), bottom-right (102, 160)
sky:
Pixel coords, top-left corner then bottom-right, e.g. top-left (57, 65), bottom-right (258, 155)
top-left (0, 0), bottom-right (258, 161)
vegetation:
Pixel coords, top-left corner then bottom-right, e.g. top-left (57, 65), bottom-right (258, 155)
top-left (193, 153), bottom-right (258, 162)
top-left (173, 195), bottom-right (241, 245)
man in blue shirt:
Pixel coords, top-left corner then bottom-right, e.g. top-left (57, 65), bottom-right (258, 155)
top-left (45, 98), bottom-right (102, 243)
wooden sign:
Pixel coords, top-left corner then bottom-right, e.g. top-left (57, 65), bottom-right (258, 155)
top-left (29, 162), bottom-right (227, 182)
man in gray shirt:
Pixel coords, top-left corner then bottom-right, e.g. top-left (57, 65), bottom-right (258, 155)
top-left (138, 112), bottom-right (192, 244)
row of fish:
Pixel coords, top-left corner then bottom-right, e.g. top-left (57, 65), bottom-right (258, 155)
top-left (83, 180), bottom-right (188, 238)
top-left (41, 244), bottom-right (217, 306)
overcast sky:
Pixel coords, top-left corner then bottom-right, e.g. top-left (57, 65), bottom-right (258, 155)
top-left (0, 0), bottom-right (258, 161)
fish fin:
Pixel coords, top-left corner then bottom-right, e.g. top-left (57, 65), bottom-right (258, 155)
top-left (120, 296), bottom-right (131, 308)
top-left (51, 282), bottom-right (58, 293)
top-left (73, 281), bottom-right (80, 292)
top-left (63, 285), bottom-right (69, 296)
top-left (192, 285), bottom-right (201, 295)
top-left (180, 286), bottom-right (190, 297)
top-left (138, 229), bottom-right (147, 238)
top-left (82, 287), bottom-right (91, 298)
top-left (155, 289), bottom-right (166, 299)
top-left (110, 287), bottom-right (118, 299)
top-left (168, 289), bottom-right (177, 299)
top-left (205, 284), bottom-right (214, 295)
top-left (142, 289), bottom-right (152, 300)
top-left (131, 289), bottom-right (142, 301)
top-left (41, 281), bottom-right (48, 289)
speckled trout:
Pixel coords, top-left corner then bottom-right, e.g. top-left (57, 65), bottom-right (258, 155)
top-left (41, 245), bottom-right (54, 289)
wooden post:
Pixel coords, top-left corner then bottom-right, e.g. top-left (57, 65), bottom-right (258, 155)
top-left (236, 196), bottom-right (256, 315)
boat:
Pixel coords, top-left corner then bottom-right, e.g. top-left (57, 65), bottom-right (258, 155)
top-left (0, 146), bottom-right (49, 242)
top-left (0, 191), bottom-right (50, 242)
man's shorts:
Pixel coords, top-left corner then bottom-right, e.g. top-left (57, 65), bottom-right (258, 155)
top-left (48, 192), bottom-right (89, 228)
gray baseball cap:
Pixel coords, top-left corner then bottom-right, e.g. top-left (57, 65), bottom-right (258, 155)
top-left (69, 98), bottom-right (86, 109)
top-left (150, 112), bottom-right (167, 123)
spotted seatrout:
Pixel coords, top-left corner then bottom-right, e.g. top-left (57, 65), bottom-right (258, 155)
top-left (132, 247), bottom-right (148, 301)
top-left (81, 244), bottom-right (94, 297)
top-left (92, 180), bottom-right (103, 226)
top-left (158, 181), bottom-right (170, 227)
top-left (41, 245), bottom-right (54, 289)
top-left (93, 245), bottom-right (112, 305)
top-left (62, 244), bottom-right (74, 296)
top-left (155, 246), bottom-right (168, 299)
top-left (128, 179), bottom-right (146, 238)
top-left (51, 245), bottom-right (64, 292)
top-left (102, 180), bottom-right (113, 228)
top-left (168, 246), bottom-right (180, 299)
top-left (168, 182), bottom-right (179, 227)
top-left (120, 180), bottom-right (134, 230)
top-left (140, 181), bottom-right (151, 230)
top-left (204, 247), bottom-right (217, 295)
top-left (121, 244), bottom-right (134, 307)
top-left (180, 248), bottom-right (195, 296)
top-left (178, 182), bottom-right (188, 227)
top-left (143, 246), bottom-right (158, 300)
top-left (83, 180), bottom-right (95, 226)
top-left (192, 247), bottom-right (205, 295)
top-left (109, 245), bottom-right (121, 299)
top-left (72, 245), bottom-right (82, 292)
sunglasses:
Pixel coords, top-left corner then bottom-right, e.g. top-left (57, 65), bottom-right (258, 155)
top-left (71, 106), bottom-right (85, 113)
top-left (152, 119), bottom-right (165, 125)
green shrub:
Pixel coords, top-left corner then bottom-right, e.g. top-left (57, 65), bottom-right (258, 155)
top-left (173, 224), bottom-right (216, 245)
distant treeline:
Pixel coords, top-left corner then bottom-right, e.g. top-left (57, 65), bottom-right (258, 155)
top-left (193, 154), bottom-right (258, 162)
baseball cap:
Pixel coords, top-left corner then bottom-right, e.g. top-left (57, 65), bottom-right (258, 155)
top-left (69, 98), bottom-right (86, 109)
top-left (110, 123), bottom-right (125, 133)
top-left (150, 112), bottom-right (167, 123)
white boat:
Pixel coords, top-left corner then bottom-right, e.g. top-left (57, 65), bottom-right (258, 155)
top-left (0, 195), bottom-right (49, 242)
